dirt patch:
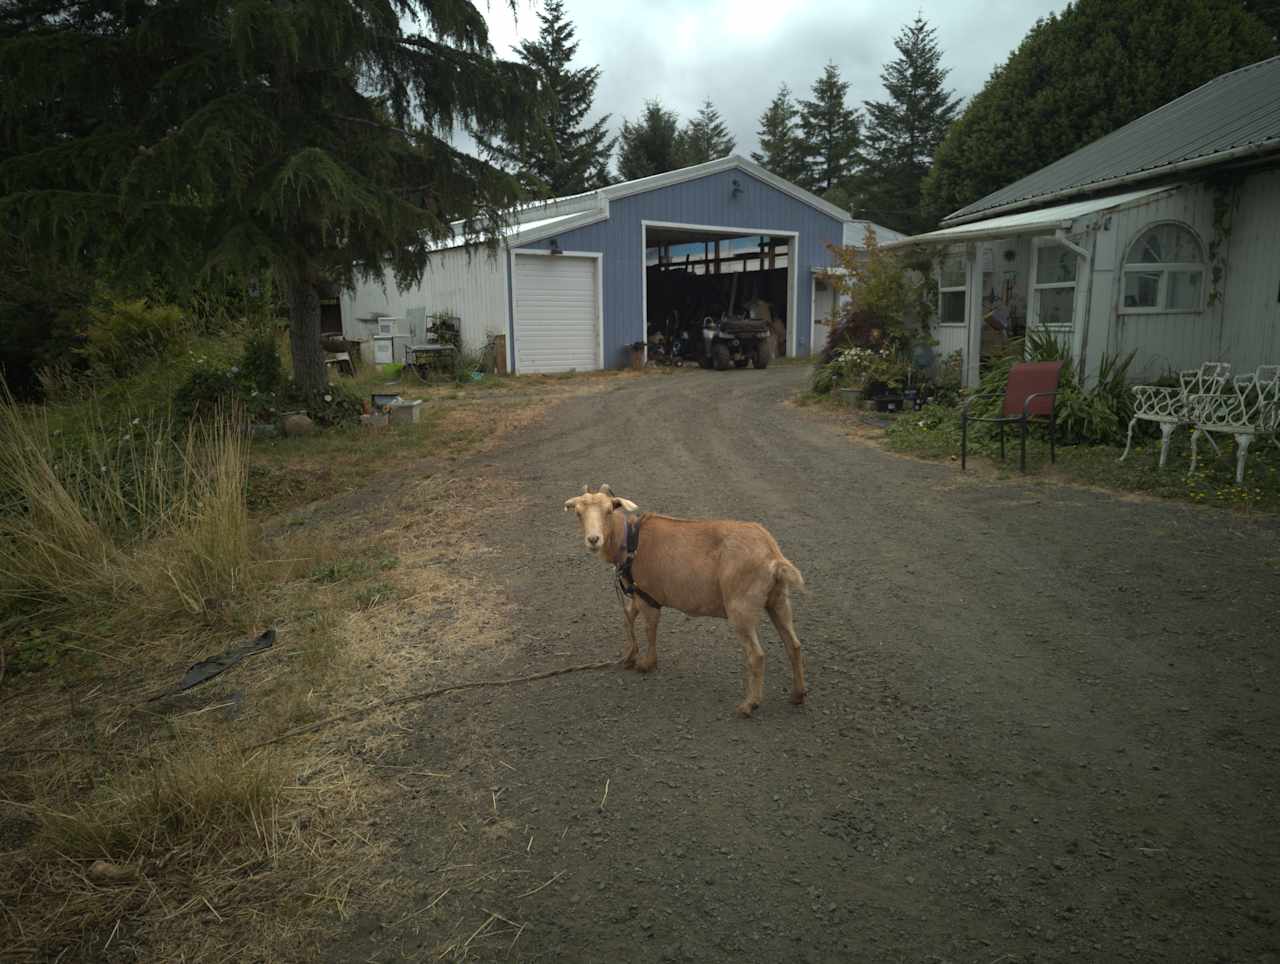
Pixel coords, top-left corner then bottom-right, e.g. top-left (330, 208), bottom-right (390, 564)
top-left (319, 365), bottom-right (1280, 963)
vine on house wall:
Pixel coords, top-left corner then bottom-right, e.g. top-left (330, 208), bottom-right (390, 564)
top-left (1207, 173), bottom-right (1244, 306)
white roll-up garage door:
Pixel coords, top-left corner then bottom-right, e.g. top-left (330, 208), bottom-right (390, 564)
top-left (512, 254), bottom-right (599, 373)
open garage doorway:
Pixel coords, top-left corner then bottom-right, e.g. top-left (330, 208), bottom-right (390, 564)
top-left (641, 221), bottom-right (796, 369)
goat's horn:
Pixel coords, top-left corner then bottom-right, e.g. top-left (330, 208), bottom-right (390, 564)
top-left (582, 484), bottom-right (590, 494)
top-left (599, 483), bottom-right (612, 495)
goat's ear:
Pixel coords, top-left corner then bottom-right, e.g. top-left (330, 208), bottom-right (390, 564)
top-left (612, 498), bottom-right (639, 512)
top-left (563, 497), bottom-right (579, 512)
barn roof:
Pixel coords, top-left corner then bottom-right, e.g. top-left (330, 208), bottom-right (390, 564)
top-left (432, 155), bottom-right (901, 250)
top-left (944, 55), bottom-right (1280, 226)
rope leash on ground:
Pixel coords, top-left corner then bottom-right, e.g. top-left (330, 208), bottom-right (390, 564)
top-left (246, 657), bottom-right (624, 751)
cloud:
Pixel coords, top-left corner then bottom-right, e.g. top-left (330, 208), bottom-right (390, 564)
top-left (470, 0), bottom-right (1065, 162)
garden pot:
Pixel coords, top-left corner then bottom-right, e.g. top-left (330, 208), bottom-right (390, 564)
top-left (839, 388), bottom-right (862, 409)
top-left (874, 395), bottom-right (905, 413)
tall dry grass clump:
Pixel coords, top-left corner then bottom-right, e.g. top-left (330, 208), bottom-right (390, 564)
top-left (0, 390), bottom-right (254, 635)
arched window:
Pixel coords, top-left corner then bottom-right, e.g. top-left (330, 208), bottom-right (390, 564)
top-left (1122, 223), bottom-right (1205, 312)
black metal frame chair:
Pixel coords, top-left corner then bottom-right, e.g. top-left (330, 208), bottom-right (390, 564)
top-left (961, 361), bottom-right (1065, 472)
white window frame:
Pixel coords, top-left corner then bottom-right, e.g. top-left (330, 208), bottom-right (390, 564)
top-left (1029, 238), bottom-right (1079, 333)
top-left (1119, 221), bottom-right (1206, 315)
top-left (938, 252), bottom-right (967, 327)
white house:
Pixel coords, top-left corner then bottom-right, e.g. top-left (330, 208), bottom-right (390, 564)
top-left (894, 56), bottom-right (1280, 387)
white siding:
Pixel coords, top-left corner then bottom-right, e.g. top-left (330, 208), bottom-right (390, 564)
top-left (935, 324), bottom-right (968, 365)
top-left (1086, 172), bottom-right (1280, 382)
top-left (1218, 168), bottom-right (1280, 369)
top-left (1091, 183), bottom-right (1218, 381)
top-left (811, 277), bottom-right (836, 356)
top-left (340, 247), bottom-right (508, 353)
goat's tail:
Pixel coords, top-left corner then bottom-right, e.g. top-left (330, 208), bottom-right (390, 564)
top-left (773, 557), bottom-right (806, 595)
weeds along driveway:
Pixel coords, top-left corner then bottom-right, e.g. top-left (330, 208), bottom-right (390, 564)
top-left (328, 365), bottom-right (1280, 963)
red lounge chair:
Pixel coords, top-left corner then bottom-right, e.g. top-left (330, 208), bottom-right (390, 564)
top-left (961, 361), bottom-right (1065, 472)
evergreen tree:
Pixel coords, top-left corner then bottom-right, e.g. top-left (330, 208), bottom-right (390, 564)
top-left (476, 0), bottom-right (615, 196)
top-left (675, 99), bottom-right (737, 166)
top-left (617, 101), bottom-right (681, 180)
top-left (920, 0), bottom-right (1277, 227)
top-left (797, 63), bottom-right (862, 196)
top-left (858, 16), bottom-right (961, 234)
top-left (0, 0), bottom-right (541, 392)
top-left (1243, 0), bottom-right (1280, 39)
top-left (751, 84), bottom-right (806, 183)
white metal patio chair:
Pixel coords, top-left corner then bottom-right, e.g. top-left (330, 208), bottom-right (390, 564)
top-left (1188, 365), bottom-right (1280, 485)
top-left (1119, 362), bottom-right (1231, 467)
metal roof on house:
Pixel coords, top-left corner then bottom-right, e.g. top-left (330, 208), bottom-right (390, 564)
top-left (889, 186), bottom-right (1175, 247)
top-left (944, 56), bottom-right (1280, 225)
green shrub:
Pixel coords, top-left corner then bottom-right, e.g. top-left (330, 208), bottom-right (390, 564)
top-left (174, 362), bottom-right (241, 422)
top-left (281, 381), bottom-right (363, 428)
top-left (79, 297), bottom-right (188, 377)
top-left (811, 363), bottom-right (837, 395)
top-left (240, 330), bottom-right (283, 394)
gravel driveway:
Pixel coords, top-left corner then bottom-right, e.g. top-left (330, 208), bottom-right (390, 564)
top-left (327, 365), bottom-right (1279, 963)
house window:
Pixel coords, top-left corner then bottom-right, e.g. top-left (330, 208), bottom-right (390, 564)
top-left (1121, 223), bottom-right (1205, 312)
top-left (1032, 241), bottom-right (1078, 329)
top-left (939, 255), bottom-right (966, 325)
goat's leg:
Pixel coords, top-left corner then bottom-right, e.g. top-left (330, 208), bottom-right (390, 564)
top-left (621, 596), bottom-right (640, 668)
top-left (634, 602), bottom-right (661, 673)
top-left (767, 593), bottom-right (807, 705)
top-left (730, 615), bottom-right (766, 718)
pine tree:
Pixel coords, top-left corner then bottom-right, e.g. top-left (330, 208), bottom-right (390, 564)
top-left (675, 99), bottom-right (736, 166)
top-left (1243, 0), bottom-right (1280, 39)
top-left (858, 17), bottom-right (961, 234)
top-left (920, 0), bottom-right (1277, 226)
top-left (617, 101), bottom-right (681, 181)
top-left (0, 0), bottom-right (541, 392)
top-left (797, 63), bottom-right (862, 196)
top-left (751, 84), bottom-right (806, 183)
top-left (476, 0), bottom-right (615, 196)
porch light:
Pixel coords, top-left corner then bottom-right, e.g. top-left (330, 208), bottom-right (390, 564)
top-left (731, 178), bottom-right (743, 198)
top-left (549, 238), bottom-right (562, 255)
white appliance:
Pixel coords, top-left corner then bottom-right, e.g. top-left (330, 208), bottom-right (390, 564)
top-left (373, 316), bottom-right (407, 365)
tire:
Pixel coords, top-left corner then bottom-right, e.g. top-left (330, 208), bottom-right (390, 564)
top-left (712, 342), bottom-right (731, 371)
top-left (753, 339), bottom-right (771, 369)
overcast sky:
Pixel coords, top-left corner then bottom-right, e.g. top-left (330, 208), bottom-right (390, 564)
top-left (472, 0), bottom-right (1068, 162)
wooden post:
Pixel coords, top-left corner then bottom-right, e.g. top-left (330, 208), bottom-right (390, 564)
top-left (714, 240), bottom-right (721, 275)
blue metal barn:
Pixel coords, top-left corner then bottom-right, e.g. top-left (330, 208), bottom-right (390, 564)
top-left (342, 156), bottom-right (902, 373)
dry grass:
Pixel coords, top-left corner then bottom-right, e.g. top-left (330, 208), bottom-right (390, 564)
top-left (0, 368), bottom-right (597, 961)
top-left (0, 398), bottom-right (253, 635)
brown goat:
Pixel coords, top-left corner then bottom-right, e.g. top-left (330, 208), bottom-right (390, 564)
top-left (563, 484), bottom-right (807, 717)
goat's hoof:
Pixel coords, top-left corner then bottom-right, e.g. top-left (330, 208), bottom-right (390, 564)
top-left (735, 701), bottom-right (757, 718)
top-left (790, 688), bottom-right (808, 705)
top-left (635, 658), bottom-right (656, 673)
top-left (621, 655), bottom-right (637, 669)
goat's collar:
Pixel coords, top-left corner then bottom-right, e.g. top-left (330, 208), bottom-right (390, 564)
top-left (613, 514), bottom-right (660, 609)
